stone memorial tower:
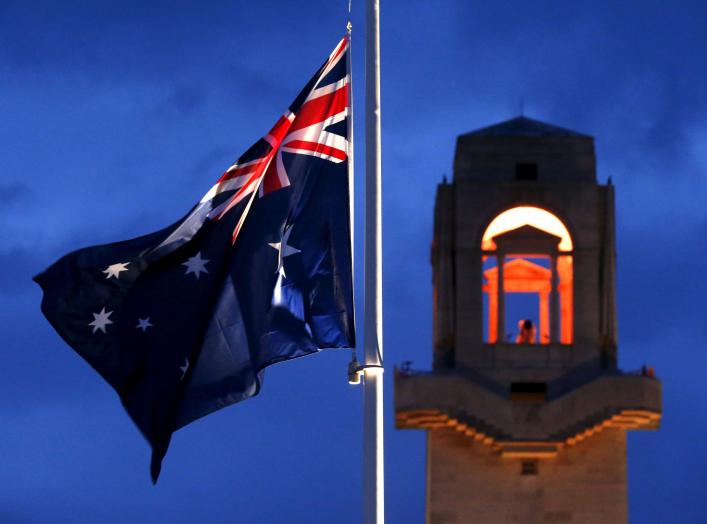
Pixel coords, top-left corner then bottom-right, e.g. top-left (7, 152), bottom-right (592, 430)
top-left (394, 117), bottom-right (662, 524)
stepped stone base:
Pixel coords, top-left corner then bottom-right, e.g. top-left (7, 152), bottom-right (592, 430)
top-left (395, 370), bottom-right (661, 446)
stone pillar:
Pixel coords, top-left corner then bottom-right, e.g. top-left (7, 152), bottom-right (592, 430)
top-left (550, 254), bottom-right (559, 343)
top-left (539, 291), bottom-right (549, 344)
top-left (497, 254), bottom-right (505, 343)
top-left (488, 281), bottom-right (498, 343)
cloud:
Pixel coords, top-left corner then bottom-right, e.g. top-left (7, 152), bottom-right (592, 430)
top-left (153, 83), bottom-right (209, 119)
top-left (185, 146), bottom-right (233, 178)
top-left (0, 183), bottom-right (29, 207)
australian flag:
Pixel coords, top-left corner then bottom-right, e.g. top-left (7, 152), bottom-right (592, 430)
top-left (34, 36), bottom-right (355, 482)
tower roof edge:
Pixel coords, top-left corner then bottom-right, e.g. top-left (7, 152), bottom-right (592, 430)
top-left (460, 116), bottom-right (592, 139)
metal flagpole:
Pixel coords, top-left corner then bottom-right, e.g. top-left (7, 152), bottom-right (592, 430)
top-left (363, 0), bottom-right (384, 522)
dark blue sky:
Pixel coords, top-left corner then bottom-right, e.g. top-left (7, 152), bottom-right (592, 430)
top-left (2, 1), bottom-right (706, 522)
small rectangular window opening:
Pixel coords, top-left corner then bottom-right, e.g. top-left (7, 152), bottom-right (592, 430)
top-left (515, 163), bottom-right (538, 181)
top-left (521, 460), bottom-right (538, 476)
top-left (510, 382), bottom-right (547, 402)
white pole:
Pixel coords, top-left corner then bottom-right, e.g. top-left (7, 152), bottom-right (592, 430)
top-left (363, 0), bottom-right (384, 523)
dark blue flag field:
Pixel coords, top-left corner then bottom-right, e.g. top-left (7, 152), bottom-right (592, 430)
top-left (34, 36), bottom-right (355, 482)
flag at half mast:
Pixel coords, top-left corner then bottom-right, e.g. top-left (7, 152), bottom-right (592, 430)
top-left (34, 35), bottom-right (355, 482)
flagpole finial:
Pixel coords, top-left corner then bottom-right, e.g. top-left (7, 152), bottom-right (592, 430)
top-left (347, 20), bottom-right (353, 32)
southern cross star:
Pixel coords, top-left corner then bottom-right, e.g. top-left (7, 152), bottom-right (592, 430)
top-left (268, 225), bottom-right (301, 278)
top-left (89, 307), bottom-right (113, 334)
top-left (102, 262), bottom-right (130, 279)
top-left (182, 252), bottom-right (209, 279)
top-left (136, 317), bottom-right (153, 332)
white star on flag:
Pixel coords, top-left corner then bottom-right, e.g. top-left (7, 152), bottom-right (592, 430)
top-left (89, 307), bottom-right (113, 334)
top-left (182, 252), bottom-right (209, 279)
top-left (102, 262), bottom-right (130, 279)
top-left (268, 225), bottom-right (301, 278)
top-left (136, 317), bottom-right (153, 332)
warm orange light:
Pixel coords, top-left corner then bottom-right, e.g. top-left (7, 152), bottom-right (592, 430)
top-left (482, 206), bottom-right (573, 252)
top-left (483, 258), bottom-right (553, 344)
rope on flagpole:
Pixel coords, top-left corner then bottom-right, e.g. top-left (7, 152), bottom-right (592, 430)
top-left (345, 14), bottom-right (362, 386)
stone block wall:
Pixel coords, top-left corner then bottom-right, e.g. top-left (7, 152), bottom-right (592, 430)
top-left (427, 429), bottom-right (627, 524)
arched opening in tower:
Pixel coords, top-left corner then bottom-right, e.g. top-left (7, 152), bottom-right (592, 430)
top-left (481, 206), bottom-right (573, 345)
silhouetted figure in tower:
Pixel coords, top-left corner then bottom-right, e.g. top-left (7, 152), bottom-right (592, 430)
top-left (516, 319), bottom-right (536, 344)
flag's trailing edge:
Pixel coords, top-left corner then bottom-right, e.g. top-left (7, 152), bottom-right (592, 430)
top-left (34, 35), bottom-right (354, 483)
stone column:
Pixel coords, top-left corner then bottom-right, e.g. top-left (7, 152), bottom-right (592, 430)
top-left (550, 253), bottom-right (559, 343)
top-left (497, 254), bottom-right (505, 343)
top-left (488, 282), bottom-right (498, 343)
top-left (539, 291), bottom-right (549, 344)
